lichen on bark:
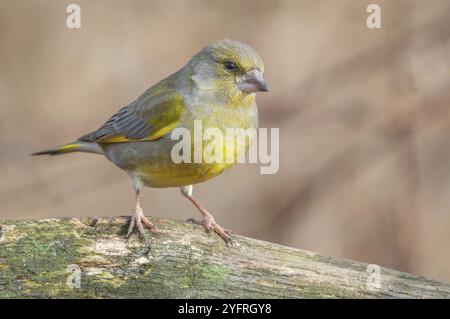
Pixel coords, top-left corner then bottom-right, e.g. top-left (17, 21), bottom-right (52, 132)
top-left (0, 217), bottom-right (449, 298)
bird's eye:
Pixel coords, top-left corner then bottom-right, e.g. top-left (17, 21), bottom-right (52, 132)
top-left (224, 61), bottom-right (236, 71)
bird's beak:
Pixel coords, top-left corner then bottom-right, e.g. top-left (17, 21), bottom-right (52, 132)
top-left (237, 69), bottom-right (268, 93)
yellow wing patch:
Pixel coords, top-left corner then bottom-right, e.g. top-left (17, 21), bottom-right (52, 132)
top-left (97, 121), bottom-right (179, 143)
top-left (98, 92), bottom-right (185, 143)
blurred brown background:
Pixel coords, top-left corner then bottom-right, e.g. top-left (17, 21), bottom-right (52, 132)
top-left (1, 0), bottom-right (449, 282)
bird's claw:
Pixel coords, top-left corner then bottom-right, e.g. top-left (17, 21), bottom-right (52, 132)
top-left (126, 206), bottom-right (156, 240)
top-left (187, 213), bottom-right (232, 245)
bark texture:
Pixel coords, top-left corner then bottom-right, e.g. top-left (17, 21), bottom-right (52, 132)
top-left (0, 217), bottom-right (448, 298)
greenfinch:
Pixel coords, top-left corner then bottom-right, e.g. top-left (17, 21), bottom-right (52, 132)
top-left (33, 39), bottom-right (267, 244)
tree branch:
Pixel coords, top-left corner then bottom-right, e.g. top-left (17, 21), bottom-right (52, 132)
top-left (0, 217), bottom-right (448, 298)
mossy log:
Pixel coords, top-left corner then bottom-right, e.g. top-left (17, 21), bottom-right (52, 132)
top-left (0, 217), bottom-right (448, 298)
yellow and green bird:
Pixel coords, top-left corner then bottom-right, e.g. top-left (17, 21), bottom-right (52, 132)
top-left (33, 39), bottom-right (268, 243)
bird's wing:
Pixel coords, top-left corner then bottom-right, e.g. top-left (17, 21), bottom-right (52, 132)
top-left (79, 90), bottom-right (185, 143)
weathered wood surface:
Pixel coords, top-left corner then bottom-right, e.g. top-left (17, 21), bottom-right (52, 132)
top-left (0, 217), bottom-right (448, 298)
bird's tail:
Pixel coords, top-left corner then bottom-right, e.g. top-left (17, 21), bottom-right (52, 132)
top-left (31, 141), bottom-right (104, 156)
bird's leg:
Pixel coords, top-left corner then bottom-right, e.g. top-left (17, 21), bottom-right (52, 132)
top-left (180, 185), bottom-right (232, 245)
top-left (126, 189), bottom-right (156, 240)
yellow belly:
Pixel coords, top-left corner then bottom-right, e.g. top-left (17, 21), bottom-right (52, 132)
top-left (136, 161), bottom-right (231, 188)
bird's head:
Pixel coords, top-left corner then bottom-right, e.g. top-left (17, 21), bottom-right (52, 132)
top-left (188, 39), bottom-right (267, 99)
